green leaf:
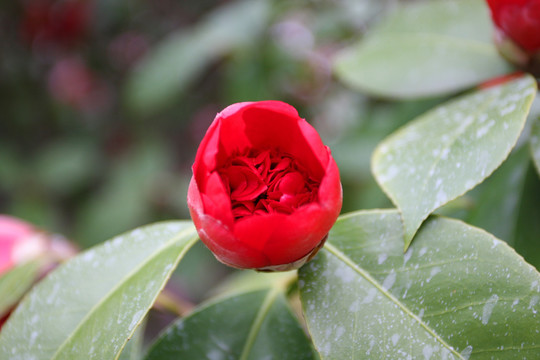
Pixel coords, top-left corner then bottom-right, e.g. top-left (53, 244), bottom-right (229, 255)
top-left (74, 141), bottom-right (170, 248)
top-left (0, 261), bottom-right (40, 316)
top-left (464, 146), bottom-right (530, 244)
top-left (334, 0), bottom-right (513, 99)
top-left (299, 210), bottom-right (540, 359)
top-left (118, 321), bottom-right (145, 360)
top-left (125, 0), bottom-right (270, 116)
top-left (372, 75), bottom-right (537, 248)
top-left (513, 165), bottom-right (540, 270)
top-left (0, 221), bottom-right (198, 360)
top-left (531, 116), bottom-right (540, 176)
top-left (144, 280), bottom-right (317, 360)
top-left (33, 139), bottom-right (100, 195)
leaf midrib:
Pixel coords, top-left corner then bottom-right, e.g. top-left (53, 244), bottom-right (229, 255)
top-left (50, 225), bottom-right (197, 360)
top-left (238, 288), bottom-right (280, 360)
top-left (324, 242), bottom-right (464, 359)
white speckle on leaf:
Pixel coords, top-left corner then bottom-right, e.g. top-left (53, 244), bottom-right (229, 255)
top-left (440, 148), bottom-right (449, 160)
top-left (427, 267), bottom-right (441, 283)
top-left (363, 288), bottom-right (377, 304)
top-left (435, 190), bottom-right (447, 205)
top-left (403, 248), bottom-right (413, 266)
top-left (378, 253), bottom-right (388, 265)
top-left (529, 295), bottom-right (539, 314)
top-left (207, 350), bottom-right (224, 360)
top-left (29, 331), bottom-right (38, 346)
top-left (460, 345), bottom-right (473, 359)
top-left (423, 345), bottom-right (434, 360)
top-left (391, 333), bottom-right (400, 346)
top-left (379, 165), bottom-right (400, 183)
top-left (500, 103), bottom-right (516, 116)
top-left (482, 294), bottom-right (499, 325)
top-left (478, 113), bottom-right (488, 123)
top-left (129, 310), bottom-right (144, 331)
top-left (382, 272), bottom-right (396, 291)
top-left (475, 120), bottom-right (495, 139)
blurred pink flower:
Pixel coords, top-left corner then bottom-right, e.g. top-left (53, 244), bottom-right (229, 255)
top-left (0, 215), bottom-right (47, 276)
top-left (47, 57), bottom-right (111, 112)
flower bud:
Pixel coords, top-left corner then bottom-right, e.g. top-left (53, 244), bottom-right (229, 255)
top-left (187, 101), bottom-right (342, 271)
top-left (486, 0), bottom-right (540, 75)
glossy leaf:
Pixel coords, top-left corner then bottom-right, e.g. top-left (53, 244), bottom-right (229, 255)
top-left (531, 116), bottom-right (540, 176)
top-left (299, 210), bottom-right (540, 359)
top-left (144, 281), bottom-right (317, 360)
top-left (372, 75), bottom-right (537, 248)
top-left (125, 0), bottom-right (270, 116)
top-left (334, 0), bottom-right (512, 99)
top-left (0, 221), bottom-right (198, 360)
top-left (0, 261), bottom-right (40, 316)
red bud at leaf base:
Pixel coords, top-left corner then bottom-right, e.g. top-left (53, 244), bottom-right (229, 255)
top-left (487, 0), bottom-right (540, 75)
top-left (187, 101), bottom-right (342, 271)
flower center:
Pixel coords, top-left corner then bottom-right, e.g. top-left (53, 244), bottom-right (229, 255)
top-left (217, 149), bottom-right (320, 219)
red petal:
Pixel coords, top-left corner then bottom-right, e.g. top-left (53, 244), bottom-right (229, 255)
top-left (200, 172), bottom-right (234, 227)
top-left (214, 101), bottom-right (328, 179)
top-left (278, 171), bottom-right (305, 194)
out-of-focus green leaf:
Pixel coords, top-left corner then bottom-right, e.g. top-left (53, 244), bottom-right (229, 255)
top-left (0, 261), bottom-right (40, 317)
top-left (371, 0), bottom-right (492, 42)
top-left (329, 95), bottom-right (445, 181)
top-left (0, 145), bottom-right (23, 190)
top-left (144, 277), bottom-right (317, 360)
top-left (34, 139), bottom-right (100, 195)
top-left (75, 141), bottom-right (169, 248)
top-left (125, 0), bottom-right (270, 116)
top-left (372, 75), bottom-right (537, 248)
top-left (436, 148), bottom-right (540, 270)
top-left (334, 0), bottom-right (513, 99)
top-left (465, 146), bottom-right (529, 244)
top-left (299, 210), bottom-right (540, 359)
top-left (0, 221), bottom-right (198, 360)
top-left (531, 116), bottom-right (540, 176)
top-left (514, 165), bottom-right (540, 270)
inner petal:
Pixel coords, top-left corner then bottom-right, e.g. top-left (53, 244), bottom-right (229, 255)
top-left (217, 148), bottom-right (321, 220)
top-left (221, 165), bottom-right (267, 201)
top-left (278, 171), bottom-right (305, 194)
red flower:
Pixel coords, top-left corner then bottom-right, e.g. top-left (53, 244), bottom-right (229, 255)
top-left (187, 101), bottom-right (342, 271)
top-left (486, 0), bottom-right (540, 52)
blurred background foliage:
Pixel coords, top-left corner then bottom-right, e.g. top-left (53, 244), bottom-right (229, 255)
top-left (1, 0), bottom-right (539, 328)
